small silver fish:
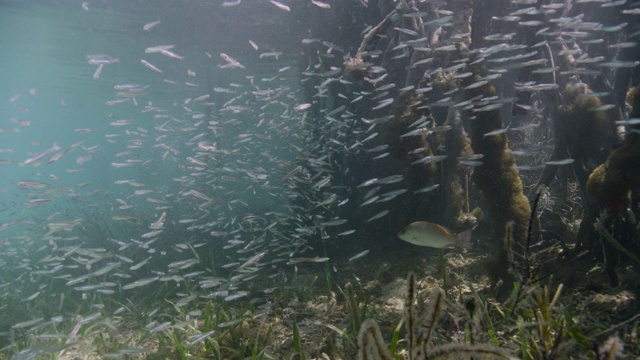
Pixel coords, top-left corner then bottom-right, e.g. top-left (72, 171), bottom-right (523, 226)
top-left (348, 249), bottom-right (370, 262)
top-left (287, 257), bottom-right (330, 264)
top-left (143, 20), bottom-right (160, 31)
top-left (366, 209), bottom-right (389, 222)
top-left (414, 184), bottom-right (440, 194)
top-left (122, 277), bottom-right (159, 290)
top-left (545, 159), bottom-right (575, 166)
top-left (149, 321), bottom-right (172, 335)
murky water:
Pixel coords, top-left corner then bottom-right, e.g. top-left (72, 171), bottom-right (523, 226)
top-left (1, 1), bottom-right (639, 359)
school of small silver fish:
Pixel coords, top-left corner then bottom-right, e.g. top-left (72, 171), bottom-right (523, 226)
top-left (1, 0), bottom-right (639, 358)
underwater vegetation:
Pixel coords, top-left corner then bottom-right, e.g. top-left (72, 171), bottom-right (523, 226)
top-left (1, 0), bottom-right (640, 359)
top-left (463, 69), bottom-right (532, 291)
top-left (586, 84), bottom-right (640, 286)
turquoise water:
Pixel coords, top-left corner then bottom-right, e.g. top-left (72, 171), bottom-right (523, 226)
top-left (1, 1), bottom-right (337, 354)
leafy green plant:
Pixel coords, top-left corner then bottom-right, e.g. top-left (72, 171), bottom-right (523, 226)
top-left (511, 277), bottom-right (571, 360)
top-left (292, 319), bottom-right (305, 360)
top-left (438, 250), bottom-right (449, 296)
top-left (324, 263), bottom-right (333, 294)
top-left (388, 318), bottom-right (403, 359)
top-left (203, 301), bottom-right (213, 332)
top-left (93, 332), bottom-right (120, 355)
top-left (250, 324), bottom-right (272, 359)
top-left (338, 276), bottom-right (373, 336)
top-left (468, 282), bottom-right (500, 347)
top-left (170, 330), bottom-right (188, 360)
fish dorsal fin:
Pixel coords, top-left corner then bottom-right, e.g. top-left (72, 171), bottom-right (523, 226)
top-left (431, 223), bottom-right (453, 236)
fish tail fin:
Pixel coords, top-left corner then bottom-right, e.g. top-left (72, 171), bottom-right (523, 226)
top-left (457, 229), bottom-right (473, 249)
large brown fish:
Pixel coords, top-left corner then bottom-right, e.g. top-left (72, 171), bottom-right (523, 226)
top-left (398, 221), bottom-right (472, 249)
